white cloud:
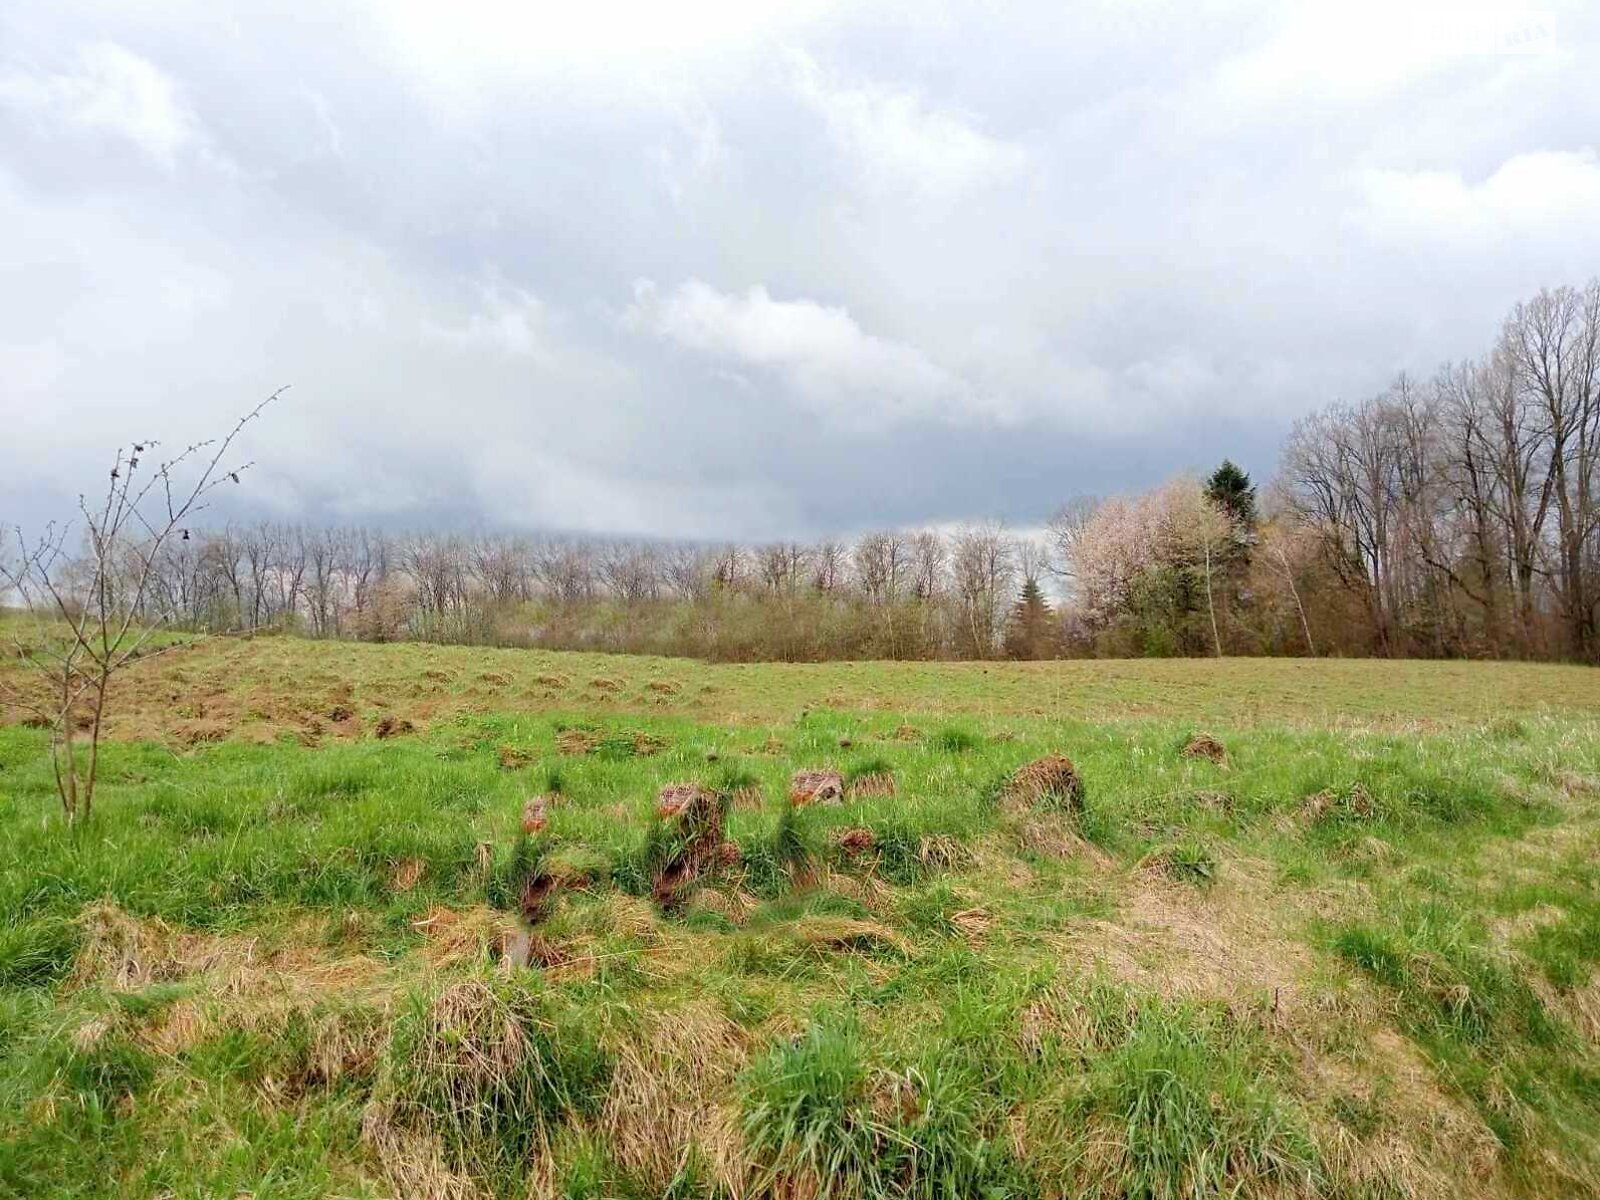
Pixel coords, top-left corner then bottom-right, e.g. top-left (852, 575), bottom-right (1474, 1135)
top-left (1216, 0), bottom-right (1558, 103)
top-left (1350, 149), bottom-right (1600, 245)
top-left (625, 278), bottom-right (976, 425)
top-left (786, 50), bottom-right (1028, 199)
top-left (0, 42), bottom-right (204, 167)
top-left (420, 284), bottom-right (559, 364)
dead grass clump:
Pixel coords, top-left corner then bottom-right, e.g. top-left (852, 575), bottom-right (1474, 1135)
top-left (477, 671), bottom-right (512, 686)
top-left (360, 1104), bottom-right (482, 1200)
top-left (392, 858), bottom-right (427, 893)
top-left (1004, 754), bottom-right (1084, 815)
top-left (917, 833), bottom-right (975, 872)
top-left (588, 676), bottom-right (623, 692)
top-left (788, 768), bottom-right (845, 807)
top-left (1060, 870), bottom-right (1313, 1005)
top-left (1181, 731), bottom-right (1228, 765)
top-left (630, 730), bottom-right (666, 756)
top-left (374, 978), bottom-right (584, 1188)
top-left (374, 716), bottom-right (416, 740)
top-left (792, 916), bottom-right (910, 957)
top-left (644, 679), bottom-right (681, 696)
top-left (1302, 785), bottom-right (1375, 823)
top-left (171, 718), bottom-right (231, 747)
top-left (730, 784), bottom-right (765, 811)
top-left (555, 728), bottom-right (599, 755)
top-left (847, 771), bottom-right (896, 799)
top-left (1556, 770), bottom-right (1600, 797)
top-left (534, 673), bottom-right (568, 689)
top-left (73, 902), bottom-right (222, 990)
top-left (496, 744), bottom-right (533, 770)
top-left (599, 1004), bottom-right (749, 1193)
top-left (413, 906), bottom-right (517, 971)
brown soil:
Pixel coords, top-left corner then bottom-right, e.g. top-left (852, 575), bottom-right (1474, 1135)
top-left (496, 744), bottom-right (533, 770)
top-left (521, 795), bottom-right (551, 834)
top-left (1181, 731), bottom-right (1228, 764)
top-left (789, 768), bottom-right (845, 807)
top-left (652, 784), bottom-right (728, 907)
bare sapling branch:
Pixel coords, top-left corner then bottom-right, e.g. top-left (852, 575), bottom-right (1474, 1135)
top-left (0, 388), bottom-right (283, 824)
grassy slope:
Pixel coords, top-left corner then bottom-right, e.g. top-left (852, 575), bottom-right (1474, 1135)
top-left (1, 636), bottom-right (1599, 1199)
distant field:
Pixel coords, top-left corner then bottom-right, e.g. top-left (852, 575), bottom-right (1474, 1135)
top-left (5, 631), bottom-right (1600, 745)
top-left (2, 636), bottom-right (1599, 1198)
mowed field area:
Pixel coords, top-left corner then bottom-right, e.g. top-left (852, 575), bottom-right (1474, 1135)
top-left (3, 634), bottom-right (1600, 1199)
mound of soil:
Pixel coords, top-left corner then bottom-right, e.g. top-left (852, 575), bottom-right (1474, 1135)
top-left (652, 784), bottom-right (730, 908)
top-left (1181, 732), bottom-right (1228, 765)
top-left (834, 827), bottom-right (877, 859)
top-left (789, 769), bottom-right (845, 807)
top-left (1005, 754), bottom-right (1084, 814)
top-left (373, 716), bottom-right (415, 740)
top-left (555, 728), bottom-right (599, 755)
top-left (521, 795), bottom-right (552, 834)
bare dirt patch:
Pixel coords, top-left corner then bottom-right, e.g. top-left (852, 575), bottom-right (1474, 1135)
top-left (788, 768), bottom-right (844, 807)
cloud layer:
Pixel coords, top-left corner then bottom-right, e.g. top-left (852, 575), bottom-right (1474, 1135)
top-left (2, 0), bottom-right (1597, 539)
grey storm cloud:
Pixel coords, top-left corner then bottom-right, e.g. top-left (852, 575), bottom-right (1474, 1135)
top-left (3, 0), bottom-right (1598, 540)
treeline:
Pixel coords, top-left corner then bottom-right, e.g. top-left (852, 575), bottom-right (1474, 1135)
top-left (90, 521), bottom-right (1045, 661)
top-left (11, 279), bottom-right (1600, 662)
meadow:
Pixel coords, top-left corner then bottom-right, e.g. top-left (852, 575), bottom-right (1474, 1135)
top-left (2, 634), bottom-right (1599, 1198)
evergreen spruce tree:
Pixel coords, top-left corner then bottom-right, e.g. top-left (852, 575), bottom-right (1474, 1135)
top-left (1205, 459), bottom-right (1258, 534)
top-left (1004, 577), bottom-right (1059, 659)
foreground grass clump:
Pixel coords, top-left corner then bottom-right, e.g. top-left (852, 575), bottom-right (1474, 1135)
top-left (1, 641), bottom-right (1599, 1198)
top-left (377, 974), bottom-right (611, 1189)
top-left (1022, 984), bottom-right (1323, 1198)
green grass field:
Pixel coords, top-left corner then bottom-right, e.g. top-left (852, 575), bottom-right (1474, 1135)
top-left (2, 635), bottom-right (1599, 1198)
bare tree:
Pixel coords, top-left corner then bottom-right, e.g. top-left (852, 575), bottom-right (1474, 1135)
top-left (950, 523), bottom-right (1016, 659)
top-left (0, 391), bottom-right (279, 823)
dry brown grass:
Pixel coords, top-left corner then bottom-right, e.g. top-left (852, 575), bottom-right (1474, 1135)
top-left (1005, 754), bottom-right (1084, 813)
top-left (846, 770), bottom-right (896, 799)
top-left (599, 1003), bottom-right (751, 1193)
top-left (1056, 864), bottom-right (1314, 1005)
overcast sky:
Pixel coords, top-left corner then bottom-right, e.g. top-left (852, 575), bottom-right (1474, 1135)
top-left (3, 0), bottom-right (1597, 540)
